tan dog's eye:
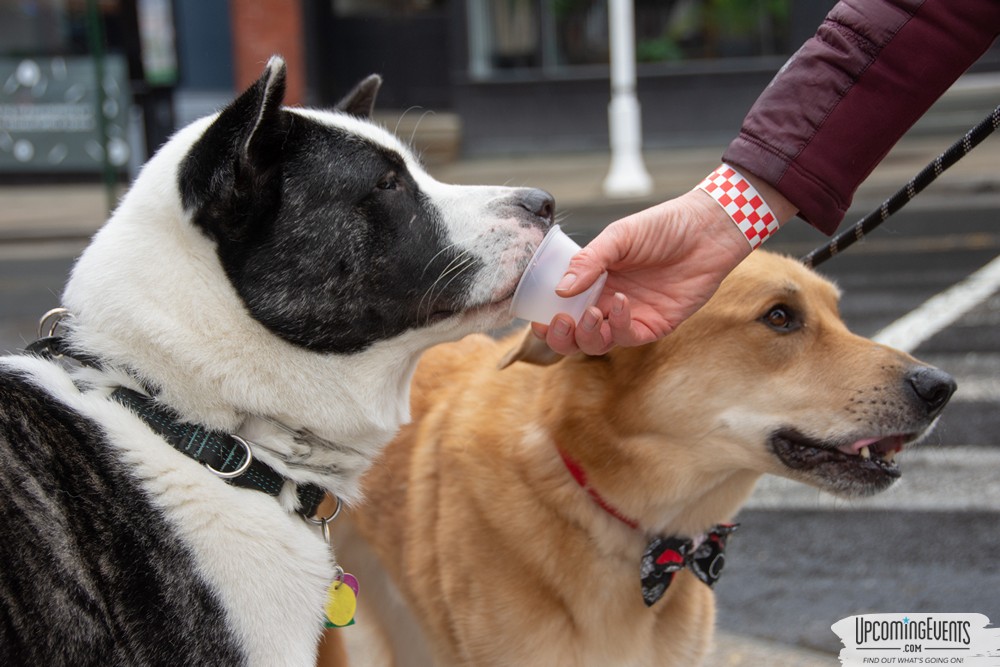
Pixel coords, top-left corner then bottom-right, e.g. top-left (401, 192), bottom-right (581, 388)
top-left (762, 305), bottom-right (799, 332)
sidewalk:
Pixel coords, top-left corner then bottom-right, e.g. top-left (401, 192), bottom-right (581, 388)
top-left (1, 128), bottom-right (999, 243)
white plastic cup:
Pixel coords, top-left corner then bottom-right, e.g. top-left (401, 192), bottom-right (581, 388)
top-left (510, 225), bottom-right (609, 324)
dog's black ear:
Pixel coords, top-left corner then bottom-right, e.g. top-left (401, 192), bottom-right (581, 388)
top-left (498, 329), bottom-right (564, 370)
top-left (335, 74), bottom-right (382, 118)
top-left (238, 55), bottom-right (287, 165)
top-left (179, 55), bottom-right (289, 241)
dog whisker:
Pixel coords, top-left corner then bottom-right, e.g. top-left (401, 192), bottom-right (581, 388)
top-left (418, 253), bottom-right (472, 315)
top-left (432, 259), bottom-right (477, 299)
top-left (394, 106), bottom-right (422, 137)
top-left (418, 255), bottom-right (476, 320)
top-left (420, 236), bottom-right (478, 279)
top-left (410, 109), bottom-right (435, 147)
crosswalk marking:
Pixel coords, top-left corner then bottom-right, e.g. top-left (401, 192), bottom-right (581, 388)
top-left (874, 253), bottom-right (1000, 353)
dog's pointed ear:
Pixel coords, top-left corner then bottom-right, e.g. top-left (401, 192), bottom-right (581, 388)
top-left (240, 55), bottom-right (287, 160)
top-left (335, 74), bottom-right (382, 118)
top-left (180, 56), bottom-right (289, 240)
top-left (498, 329), bottom-right (564, 370)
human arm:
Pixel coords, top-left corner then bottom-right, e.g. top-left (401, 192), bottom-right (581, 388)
top-left (725, 0), bottom-right (1000, 232)
top-left (540, 0), bottom-right (1000, 356)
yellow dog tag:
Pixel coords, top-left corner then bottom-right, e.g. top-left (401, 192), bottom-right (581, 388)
top-left (323, 572), bottom-right (359, 628)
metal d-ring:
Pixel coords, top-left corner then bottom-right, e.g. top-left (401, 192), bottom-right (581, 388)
top-left (204, 435), bottom-right (254, 479)
top-left (305, 495), bottom-right (343, 545)
top-left (38, 307), bottom-right (73, 339)
top-left (34, 308), bottom-right (75, 358)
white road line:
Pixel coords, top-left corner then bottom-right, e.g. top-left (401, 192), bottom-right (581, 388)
top-left (873, 252), bottom-right (1000, 353)
top-left (745, 446), bottom-right (1000, 512)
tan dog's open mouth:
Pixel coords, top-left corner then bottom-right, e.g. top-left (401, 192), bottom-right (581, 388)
top-left (768, 428), bottom-right (921, 495)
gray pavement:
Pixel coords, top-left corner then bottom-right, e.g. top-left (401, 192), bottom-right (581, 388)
top-left (2, 128), bottom-right (999, 242)
top-left (2, 124), bottom-right (1000, 667)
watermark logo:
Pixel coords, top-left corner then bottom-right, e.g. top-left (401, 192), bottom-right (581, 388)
top-left (832, 614), bottom-right (1000, 666)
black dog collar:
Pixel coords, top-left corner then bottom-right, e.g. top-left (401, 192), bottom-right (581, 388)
top-left (26, 313), bottom-right (328, 519)
top-left (110, 386), bottom-right (325, 518)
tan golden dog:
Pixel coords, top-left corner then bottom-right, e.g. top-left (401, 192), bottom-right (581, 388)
top-left (326, 250), bottom-right (956, 667)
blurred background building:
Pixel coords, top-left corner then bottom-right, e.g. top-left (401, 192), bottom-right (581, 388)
top-left (2, 0), bottom-right (999, 178)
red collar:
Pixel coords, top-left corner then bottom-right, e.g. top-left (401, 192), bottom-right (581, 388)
top-left (558, 448), bottom-right (740, 607)
top-left (557, 447), bottom-right (639, 530)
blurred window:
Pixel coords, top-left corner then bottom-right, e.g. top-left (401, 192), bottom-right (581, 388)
top-left (0, 0), bottom-right (175, 86)
top-left (0, 0), bottom-right (73, 56)
top-left (0, 0), bottom-right (125, 56)
top-left (467, 0), bottom-right (793, 79)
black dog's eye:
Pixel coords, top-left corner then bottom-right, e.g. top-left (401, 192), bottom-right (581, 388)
top-left (375, 172), bottom-right (398, 191)
top-left (761, 305), bottom-right (799, 332)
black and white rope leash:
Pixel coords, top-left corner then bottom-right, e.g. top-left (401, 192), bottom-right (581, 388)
top-left (801, 103), bottom-right (1000, 268)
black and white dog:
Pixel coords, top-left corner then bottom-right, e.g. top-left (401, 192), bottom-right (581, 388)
top-left (0, 57), bottom-right (551, 665)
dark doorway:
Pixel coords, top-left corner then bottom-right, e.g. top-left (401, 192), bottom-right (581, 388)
top-left (307, 0), bottom-right (452, 110)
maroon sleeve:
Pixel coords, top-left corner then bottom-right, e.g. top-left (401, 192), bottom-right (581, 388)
top-left (722, 0), bottom-right (1000, 235)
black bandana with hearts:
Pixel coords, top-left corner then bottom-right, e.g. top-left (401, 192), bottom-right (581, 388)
top-left (639, 523), bottom-right (738, 607)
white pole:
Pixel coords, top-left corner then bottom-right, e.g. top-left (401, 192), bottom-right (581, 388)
top-left (603, 0), bottom-right (653, 198)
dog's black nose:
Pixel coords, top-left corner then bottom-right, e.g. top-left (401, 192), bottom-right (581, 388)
top-left (906, 366), bottom-right (957, 417)
top-left (517, 188), bottom-right (555, 226)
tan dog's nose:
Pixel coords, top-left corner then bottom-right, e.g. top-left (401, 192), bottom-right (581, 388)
top-left (905, 367), bottom-right (957, 417)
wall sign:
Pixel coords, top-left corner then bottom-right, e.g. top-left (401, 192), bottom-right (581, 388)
top-left (0, 55), bottom-right (131, 173)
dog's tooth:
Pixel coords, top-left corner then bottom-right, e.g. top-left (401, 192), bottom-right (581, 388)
top-left (859, 446), bottom-right (871, 460)
top-left (884, 449), bottom-right (896, 462)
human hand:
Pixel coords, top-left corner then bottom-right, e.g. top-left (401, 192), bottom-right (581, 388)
top-left (531, 188), bottom-right (755, 356)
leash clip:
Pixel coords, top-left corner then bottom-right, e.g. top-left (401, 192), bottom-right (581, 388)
top-left (305, 495), bottom-right (343, 545)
